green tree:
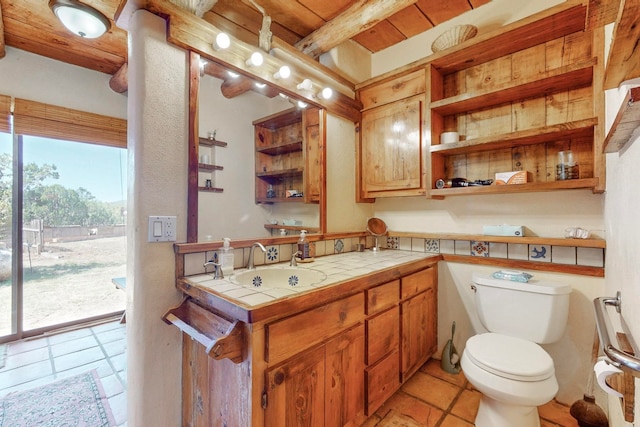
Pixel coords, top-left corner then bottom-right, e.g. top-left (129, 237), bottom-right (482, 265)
top-left (0, 154), bottom-right (118, 236)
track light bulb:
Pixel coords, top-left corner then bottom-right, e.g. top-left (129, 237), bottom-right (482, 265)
top-left (246, 52), bottom-right (264, 67)
top-left (214, 32), bottom-right (230, 50)
top-left (274, 65), bottom-right (291, 79)
top-left (297, 79), bottom-right (313, 91)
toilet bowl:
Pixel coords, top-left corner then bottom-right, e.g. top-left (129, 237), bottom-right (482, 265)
top-left (462, 274), bottom-right (571, 426)
top-left (462, 333), bottom-right (559, 427)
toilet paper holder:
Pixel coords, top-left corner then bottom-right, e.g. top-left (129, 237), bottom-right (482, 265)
top-left (593, 292), bottom-right (638, 422)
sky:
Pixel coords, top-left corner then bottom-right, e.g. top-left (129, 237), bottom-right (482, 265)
top-left (1, 133), bottom-right (127, 203)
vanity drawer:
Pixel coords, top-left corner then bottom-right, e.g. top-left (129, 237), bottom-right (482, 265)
top-left (265, 293), bottom-right (365, 364)
top-left (366, 306), bottom-right (399, 365)
top-left (401, 267), bottom-right (435, 300)
top-left (366, 279), bottom-right (399, 315)
top-left (365, 349), bottom-right (400, 415)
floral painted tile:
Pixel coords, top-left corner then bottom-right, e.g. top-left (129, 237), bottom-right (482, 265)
top-left (471, 241), bottom-right (489, 257)
top-left (425, 239), bottom-right (440, 254)
top-left (334, 239), bottom-right (344, 254)
top-left (387, 237), bottom-right (399, 249)
top-left (266, 245), bottom-right (279, 264)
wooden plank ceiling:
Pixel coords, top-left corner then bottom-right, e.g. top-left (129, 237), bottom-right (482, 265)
top-left (0, 0), bottom-right (490, 79)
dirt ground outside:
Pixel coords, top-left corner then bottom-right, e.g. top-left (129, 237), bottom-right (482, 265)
top-left (0, 236), bottom-right (126, 335)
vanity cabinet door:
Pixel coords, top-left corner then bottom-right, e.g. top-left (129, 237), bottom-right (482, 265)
top-left (360, 95), bottom-right (425, 198)
top-left (265, 346), bottom-right (326, 427)
top-left (400, 267), bottom-right (437, 382)
top-left (264, 324), bottom-right (365, 427)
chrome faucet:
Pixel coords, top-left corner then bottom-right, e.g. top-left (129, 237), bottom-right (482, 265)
top-left (290, 250), bottom-right (301, 267)
top-left (246, 242), bottom-right (267, 270)
top-left (203, 260), bottom-right (224, 279)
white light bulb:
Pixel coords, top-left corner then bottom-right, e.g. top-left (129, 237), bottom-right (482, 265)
top-left (214, 32), bottom-right (230, 50)
top-left (320, 87), bottom-right (333, 99)
top-left (255, 82), bottom-right (266, 88)
top-left (274, 65), bottom-right (291, 79)
top-left (246, 52), bottom-right (264, 67)
top-left (297, 79), bottom-right (313, 91)
top-left (297, 100), bottom-right (308, 108)
top-left (227, 71), bottom-right (239, 78)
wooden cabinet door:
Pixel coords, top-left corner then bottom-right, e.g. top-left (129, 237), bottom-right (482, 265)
top-left (303, 108), bottom-right (323, 204)
top-left (325, 324), bottom-right (366, 427)
top-left (400, 287), bottom-right (436, 382)
top-left (265, 346), bottom-right (326, 427)
top-left (361, 95), bottom-right (424, 197)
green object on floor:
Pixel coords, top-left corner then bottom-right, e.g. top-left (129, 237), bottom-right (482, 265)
top-left (441, 321), bottom-right (461, 374)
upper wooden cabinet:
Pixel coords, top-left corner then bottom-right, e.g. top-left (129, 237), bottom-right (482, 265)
top-left (358, 70), bottom-right (427, 199)
top-left (254, 107), bottom-right (324, 204)
top-left (356, 3), bottom-right (605, 199)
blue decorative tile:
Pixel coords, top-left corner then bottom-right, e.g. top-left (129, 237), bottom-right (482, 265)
top-left (387, 237), bottom-right (399, 249)
top-left (334, 239), bottom-right (344, 253)
top-left (471, 241), bottom-right (490, 257)
top-left (529, 245), bottom-right (551, 262)
top-left (266, 246), bottom-right (278, 263)
top-left (288, 275), bottom-right (299, 287)
top-left (425, 239), bottom-right (439, 253)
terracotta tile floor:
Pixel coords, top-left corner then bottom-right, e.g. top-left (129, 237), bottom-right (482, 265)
top-left (0, 319), bottom-right (127, 426)
top-left (364, 358), bottom-right (579, 427)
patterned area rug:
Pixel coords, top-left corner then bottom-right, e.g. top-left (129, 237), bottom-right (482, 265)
top-left (0, 369), bottom-right (116, 427)
top-left (376, 409), bottom-right (422, 427)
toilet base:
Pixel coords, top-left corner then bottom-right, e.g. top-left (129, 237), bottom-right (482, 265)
top-left (476, 395), bottom-right (540, 427)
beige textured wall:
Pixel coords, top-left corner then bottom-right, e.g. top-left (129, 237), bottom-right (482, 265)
top-left (126, 11), bottom-right (185, 426)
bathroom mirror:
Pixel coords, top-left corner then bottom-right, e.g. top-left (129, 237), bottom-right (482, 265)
top-left (194, 58), bottom-right (324, 242)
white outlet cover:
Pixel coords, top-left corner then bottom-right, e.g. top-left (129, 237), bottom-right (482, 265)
top-left (148, 216), bottom-right (177, 242)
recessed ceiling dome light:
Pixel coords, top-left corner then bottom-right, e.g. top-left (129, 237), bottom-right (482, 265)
top-left (49, 0), bottom-right (111, 39)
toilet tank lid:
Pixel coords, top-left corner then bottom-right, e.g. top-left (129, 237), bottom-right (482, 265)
top-left (473, 274), bottom-right (571, 295)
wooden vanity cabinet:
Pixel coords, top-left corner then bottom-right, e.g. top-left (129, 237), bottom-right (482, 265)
top-left (178, 264), bottom-right (437, 427)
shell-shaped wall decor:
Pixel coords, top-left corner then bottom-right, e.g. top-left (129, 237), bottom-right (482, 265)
top-left (169, 0), bottom-right (218, 17)
top-left (431, 24), bottom-right (478, 53)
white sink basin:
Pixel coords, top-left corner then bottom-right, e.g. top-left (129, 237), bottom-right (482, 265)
top-left (231, 267), bottom-right (327, 289)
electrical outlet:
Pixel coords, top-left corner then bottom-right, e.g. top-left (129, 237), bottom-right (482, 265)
top-left (148, 216), bottom-right (177, 242)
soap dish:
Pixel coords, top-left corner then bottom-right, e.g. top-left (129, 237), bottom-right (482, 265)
top-left (492, 270), bottom-right (532, 283)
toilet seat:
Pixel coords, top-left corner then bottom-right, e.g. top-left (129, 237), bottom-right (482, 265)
top-left (465, 333), bottom-right (554, 382)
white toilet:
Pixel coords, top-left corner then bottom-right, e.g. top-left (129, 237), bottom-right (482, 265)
top-left (461, 273), bottom-right (571, 427)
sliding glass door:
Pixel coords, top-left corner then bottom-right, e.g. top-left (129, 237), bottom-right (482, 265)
top-left (0, 133), bottom-right (127, 341)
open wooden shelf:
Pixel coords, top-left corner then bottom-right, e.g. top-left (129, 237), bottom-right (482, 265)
top-left (603, 87), bottom-right (640, 153)
top-left (264, 224), bottom-right (320, 232)
top-left (430, 118), bottom-right (597, 155)
top-left (256, 168), bottom-right (303, 180)
top-left (256, 141), bottom-right (303, 155)
top-left (255, 197), bottom-right (303, 204)
top-left (389, 230), bottom-right (606, 248)
top-left (198, 186), bottom-right (224, 193)
top-left (430, 60), bottom-right (595, 115)
top-left (198, 137), bottom-right (228, 148)
top-left (429, 178), bottom-right (599, 197)
top-left (198, 163), bottom-right (223, 171)
top-left (429, 3), bottom-right (587, 75)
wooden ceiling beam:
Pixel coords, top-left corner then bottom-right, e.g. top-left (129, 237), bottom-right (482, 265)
top-left (294, 0), bottom-right (419, 58)
top-left (117, 0), bottom-right (362, 122)
top-left (586, 0), bottom-right (621, 29)
top-left (0, 2), bottom-right (6, 59)
top-left (109, 62), bottom-right (128, 93)
top-left (603, 0), bottom-right (640, 89)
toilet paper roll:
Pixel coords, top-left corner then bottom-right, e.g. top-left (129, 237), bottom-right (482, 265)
top-left (440, 131), bottom-right (459, 144)
top-left (594, 360), bottom-right (623, 398)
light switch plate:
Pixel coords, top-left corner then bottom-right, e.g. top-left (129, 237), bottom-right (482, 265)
top-left (148, 216), bottom-right (177, 242)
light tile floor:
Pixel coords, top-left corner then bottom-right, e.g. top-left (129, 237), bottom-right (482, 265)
top-left (365, 358), bottom-right (579, 427)
top-left (1, 320), bottom-right (578, 427)
top-left (0, 319), bottom-right (127, 426)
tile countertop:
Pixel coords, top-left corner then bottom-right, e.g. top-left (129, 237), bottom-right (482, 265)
top-left (179, 250), bottom-right (439, 323)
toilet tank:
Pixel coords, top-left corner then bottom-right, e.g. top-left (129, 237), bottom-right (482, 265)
top-left (472, 274), bottom-right (571, 344)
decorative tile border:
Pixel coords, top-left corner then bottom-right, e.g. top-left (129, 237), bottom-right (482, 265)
top-left (182, 234), bottom-right (605, 276)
